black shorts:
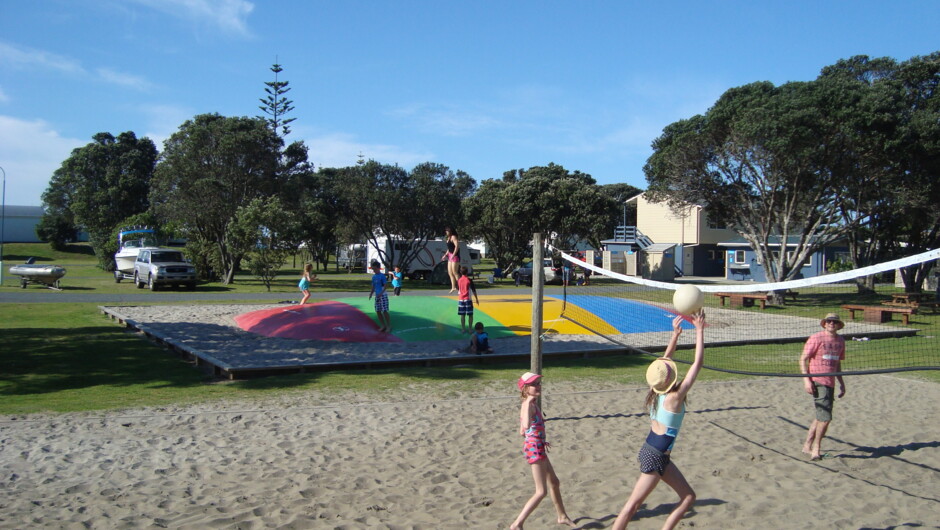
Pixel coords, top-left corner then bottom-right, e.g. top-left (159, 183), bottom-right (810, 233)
top-left (637, 442), bottom-right (671, 476)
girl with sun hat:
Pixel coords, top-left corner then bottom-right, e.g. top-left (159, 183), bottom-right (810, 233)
top-left (612, 310), bottom-right (706, 530)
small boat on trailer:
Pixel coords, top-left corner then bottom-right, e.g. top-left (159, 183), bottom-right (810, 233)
top-left (9, 259), bottom-right (67, 290)
top-left (114, 226), bottom-right (159, 282)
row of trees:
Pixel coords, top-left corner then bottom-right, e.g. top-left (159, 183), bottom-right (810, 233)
top-left (645, 52), bottom-right (940, 292)
top-left (39, 123), bottom-right (633, 285)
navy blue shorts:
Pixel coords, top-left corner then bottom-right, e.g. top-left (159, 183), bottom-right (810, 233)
top-left (457, 299), bottom-right (473, 316)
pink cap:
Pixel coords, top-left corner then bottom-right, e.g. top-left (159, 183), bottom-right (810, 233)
top-left (517, 371), bottom-right (542, 390)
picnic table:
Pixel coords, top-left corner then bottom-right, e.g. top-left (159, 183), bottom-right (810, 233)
top-left (842, 304), bottom-right (913, 325)
top-left (881, 292), bottom-right (940, 312)
top-left (889, 292), bottom-right (927, 304)
top-left (713, 292), bottom-right (769, 309)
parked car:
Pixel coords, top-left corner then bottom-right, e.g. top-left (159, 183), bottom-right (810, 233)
top-left (134, 248), bottom-right (197, 291)
top-left (511, 258), bottom-right (562, 286)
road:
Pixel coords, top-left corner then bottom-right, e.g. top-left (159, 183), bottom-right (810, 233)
top-left (0, 287), bottom-right (558, 304)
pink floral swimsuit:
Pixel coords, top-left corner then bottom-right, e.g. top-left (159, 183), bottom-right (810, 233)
top-left (523, 406), bottom-right (547, 464)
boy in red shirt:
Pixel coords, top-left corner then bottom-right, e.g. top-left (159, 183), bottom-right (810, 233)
top-left (457, 266), bottom-right (480, 334)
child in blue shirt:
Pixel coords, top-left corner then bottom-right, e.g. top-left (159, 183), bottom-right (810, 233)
top-left (468, 322), bottom-right (494, 354)
top-left (390, 266), bottom-right (403, 296)
top-left (368, 261), bottom-right (392, 333)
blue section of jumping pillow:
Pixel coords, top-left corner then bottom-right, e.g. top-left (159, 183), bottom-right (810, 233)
top-left (549, 294), bottom-right (692, 334)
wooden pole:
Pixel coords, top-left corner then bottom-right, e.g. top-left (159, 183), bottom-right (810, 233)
top-left (530, 233), bottom-right (544, 378)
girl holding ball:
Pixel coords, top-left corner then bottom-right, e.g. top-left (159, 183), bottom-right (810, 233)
top-left (612, 310), bottom-right (706, 530)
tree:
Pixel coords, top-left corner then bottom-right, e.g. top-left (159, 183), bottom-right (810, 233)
top-left (645, 81), bottom-right (862, 289)
top-left (881, 52), bottom-right (940, 291)
top-left (815, 53), bottom-right (940, 292)
top-left (230, 196), bottom-right (298, 291)
top-left (258, 61), bottom-right (296, 138)
top-left (281, 163), bottom-right (342, 272)
top-left (462, 175), bottom-right (531, 270)
top-left (501, 164), bottom-right (619, 252)
top-left (464, 164), bottom-right (620, 270)
top-left (34, 208), bottom-right (78, 250)
top-left (41, 132), bottom-right (157, 269)
top-left (150, 114), bottom-right (283, 284)
top-left (332, 160), bottom-right (475, 271)
top-left (817, 55), bottom-right (906, 291)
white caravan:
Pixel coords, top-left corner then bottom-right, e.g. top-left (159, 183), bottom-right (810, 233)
top-left (366, 237), bottom-right (481, 281)
top-left (337, 243), bottom-right (367, 271)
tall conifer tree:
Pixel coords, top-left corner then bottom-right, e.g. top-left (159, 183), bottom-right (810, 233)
top-left (258, 60), bottom-right (296, 138)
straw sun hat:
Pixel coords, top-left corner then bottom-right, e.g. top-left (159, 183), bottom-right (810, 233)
top-left (820, 312), bottom-right (845, 330)
top-left (646, 358), bottom-right (679, 394)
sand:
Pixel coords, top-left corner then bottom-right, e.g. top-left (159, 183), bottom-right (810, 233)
top-left (1, 375), bottom-right (938, 529)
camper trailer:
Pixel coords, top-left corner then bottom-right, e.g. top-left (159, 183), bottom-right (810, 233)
top-left (366, 237), bottom-right (481, 281)
top-left (337, 243), bottom-right (367, 271)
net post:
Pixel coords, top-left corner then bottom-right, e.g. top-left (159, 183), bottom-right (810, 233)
top-left (530, 233), bottom-right (544, 391)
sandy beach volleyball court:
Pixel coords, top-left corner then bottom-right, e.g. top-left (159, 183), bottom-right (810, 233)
top-left (1, 374), bottom-right (937, 528)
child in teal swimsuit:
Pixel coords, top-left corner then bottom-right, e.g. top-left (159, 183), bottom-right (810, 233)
top-left (298, 264), bottom-right (317, 304)
top-left (612, 311), bottom-right (706, 530)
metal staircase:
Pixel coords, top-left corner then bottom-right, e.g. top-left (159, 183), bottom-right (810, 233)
top-left (614, 226), bottom-right (653, 249)
top-left (614, 225), bottom-right (682, 277)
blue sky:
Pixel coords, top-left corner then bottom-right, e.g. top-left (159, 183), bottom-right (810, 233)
top-left (1, 1), bottom-right (937, 206)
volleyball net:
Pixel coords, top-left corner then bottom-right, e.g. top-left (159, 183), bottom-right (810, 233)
top-left (549, 245), bottom-right (940, 376)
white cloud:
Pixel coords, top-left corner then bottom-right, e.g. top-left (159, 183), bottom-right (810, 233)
top-left (298, 130), bottom-right (433, 171)
top-left (139, 103), bottom-right (196, 149)
top-left (389, 103), bottom-right (502, 137)
top-left (0, 116), bottom-right (85, 206)
top-left (127, 0), bottom-right (254, 36)
top-left (95, 67), bottom-right (154, 91)
top-left (0, 41), bottom-right (154, 92)
top-left (0, 41), bottom-right (84, 75)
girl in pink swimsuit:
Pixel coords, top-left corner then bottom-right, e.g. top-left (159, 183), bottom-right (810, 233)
top-left (510, 372), bottom-right (575, 530)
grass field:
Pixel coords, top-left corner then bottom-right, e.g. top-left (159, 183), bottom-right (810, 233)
top-left (1, 242), bottom-right (937, 415)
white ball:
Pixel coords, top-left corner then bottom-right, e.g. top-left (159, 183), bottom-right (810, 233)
top-left (673, 285), bottom-right (704, 315)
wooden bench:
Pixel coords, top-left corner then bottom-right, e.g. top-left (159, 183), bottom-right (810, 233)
top-left (841, 304), bottom-right (913, 325)
top-left (713, 292), bottom-right (769, 309)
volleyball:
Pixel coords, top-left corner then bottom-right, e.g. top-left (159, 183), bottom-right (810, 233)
top-left (673, 285), bottom-right (704, 315)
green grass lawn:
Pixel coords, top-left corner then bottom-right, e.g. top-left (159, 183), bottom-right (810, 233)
top-left (1, 242), bottom-right (937, 415)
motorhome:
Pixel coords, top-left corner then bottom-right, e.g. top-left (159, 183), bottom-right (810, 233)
top-left (366, 237), bottom-right (481, 281)
top-left (337, 243), bottom-right (367, 271)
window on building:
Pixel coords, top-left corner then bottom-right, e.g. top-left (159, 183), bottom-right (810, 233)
top-left (772, 250), bottom-right (811, 267)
